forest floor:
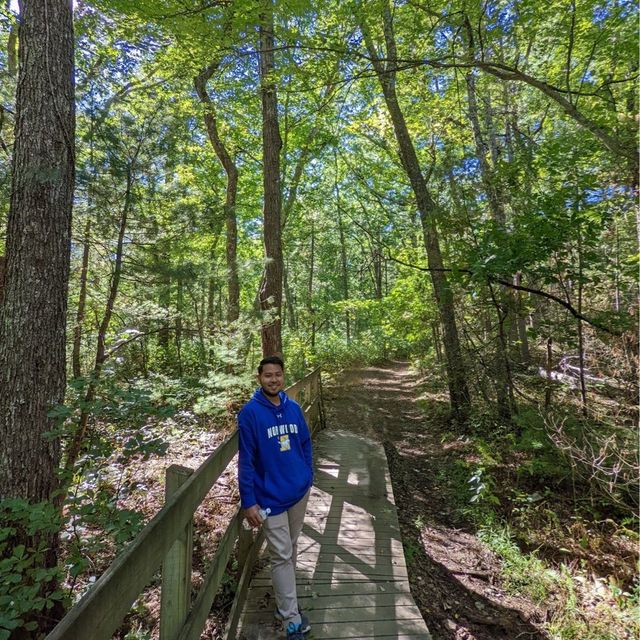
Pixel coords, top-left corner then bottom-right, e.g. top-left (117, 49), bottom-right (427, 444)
top-left (321, 361), bottom-right (637, 640)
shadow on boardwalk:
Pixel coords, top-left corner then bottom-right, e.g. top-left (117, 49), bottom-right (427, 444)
top-left (239, 429), bottom-right (431, 639)
top-left (323, 362), bottom-right (549, 640)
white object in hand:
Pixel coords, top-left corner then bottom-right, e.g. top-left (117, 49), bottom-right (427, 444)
top-left (258, 507), bottom-right (271, 521)
top-left (242, 507), bottom-right (271, 530)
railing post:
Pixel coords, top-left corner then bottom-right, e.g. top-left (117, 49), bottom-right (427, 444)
top-left (317, 369), bottom-right (326, 430)
top-left (236, 520), bottom-right (254, 577)
top-left (160, 464), bottom-right (194, 640)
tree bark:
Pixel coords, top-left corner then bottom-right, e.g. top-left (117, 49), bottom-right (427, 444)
top-left (361, 4), bottom-right (470, 422)
top-left (0, 0), bottom-right (74, 631)
top-left (0, 255), bottom-right (5, 301)
top-left (0, 0), bottom-right (75, 502)
top-left (258, 2), bottom-right (283, 357)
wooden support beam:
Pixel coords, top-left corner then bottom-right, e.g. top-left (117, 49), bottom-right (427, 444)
top-left (160, 465), bottom-right (194, 640)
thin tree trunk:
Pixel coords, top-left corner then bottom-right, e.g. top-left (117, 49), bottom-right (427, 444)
top-left (176, 273), bottom-right (184, 376)
top-left (207, 272), bottom-right (216, 330)
top-left (194, 63), bottom-right (239, 323)
top-left (5, 0), bottom-right (17, 77)
top-left (283, 259), bottom-right (297, 329)
top-left (545, 337), bottom-right (553, 409)
top-left (432, 322), bottom-right (443, 363)
top-left (72, 218), bottom-right (91, 379)
top-left (206, 219), bottom-right (223, 332)
top-left (576, 225), bottom-right (588, 415)
top-left (513, 272), bottom-right (531, 365)
top-left (336, 201), bottom-right (351, 343)
top-left (64, 160), bottom-right (135, 474)
top-left (464, 19), bottom-right (514, 419)
top-left (486, 286), bottom-right (511, 418)
top-left (361, 4), bottom-right (470, 422)
top-left (308, 217), bottom-right (315, 328)
top-left (372, 243), bottom-right (383, 299)
top-left (158, 251), bottom-right (170, 349)
top-left (258, 2), bottom-right (283, 356)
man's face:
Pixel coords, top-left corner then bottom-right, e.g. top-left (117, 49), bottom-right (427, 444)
top-left (258, 363), bottom-right (284, 398)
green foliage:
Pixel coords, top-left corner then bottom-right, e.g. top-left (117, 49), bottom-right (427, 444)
top-left (468, 467), bottom-right (500, 506)
top-left (478, 523), bottom-right (555, 603)
top-left (0, 500), bottom-right (68, 639)
top-left (194, 368), bottom-right (255, 415)
top-left (513, 408), bottom-right (571, 483)
top-left (3, 0), bottom-right (638, 634)
top-left (402, 539), bottom-right (419, 567)
top-left (479, 522), bottom-right (639, 638)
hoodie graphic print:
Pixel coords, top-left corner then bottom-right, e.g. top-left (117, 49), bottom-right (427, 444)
top-left (237, 388), bottom-right (313, 515)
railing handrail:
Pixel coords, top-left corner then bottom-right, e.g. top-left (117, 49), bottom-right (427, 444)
top-left (46, 368), bottom-right (323, 640)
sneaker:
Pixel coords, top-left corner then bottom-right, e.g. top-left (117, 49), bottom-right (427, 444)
top-left (286, 622), bottom-right (305, 640)
top-left (275, 609), bottom-right (310, 634)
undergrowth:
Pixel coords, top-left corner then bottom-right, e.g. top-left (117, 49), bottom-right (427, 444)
top-left (445, 405), bottom-right (640, 640)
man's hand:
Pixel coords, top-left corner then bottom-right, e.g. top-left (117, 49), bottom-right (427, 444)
top-left (243, 504), bottom-right (263, 528)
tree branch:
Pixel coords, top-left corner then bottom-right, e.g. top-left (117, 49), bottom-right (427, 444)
top-left (386, 252), bottom-right (624, 335)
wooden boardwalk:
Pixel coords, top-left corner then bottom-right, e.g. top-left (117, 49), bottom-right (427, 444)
top-left (236, 430), bottom-right (431, 639)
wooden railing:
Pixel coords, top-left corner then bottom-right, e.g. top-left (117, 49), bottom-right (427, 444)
top-left (46, 368), bottom-right (324, 640)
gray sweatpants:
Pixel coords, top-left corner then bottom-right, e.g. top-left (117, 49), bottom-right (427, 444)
top-left (263, 488), bottom-right (310, 628)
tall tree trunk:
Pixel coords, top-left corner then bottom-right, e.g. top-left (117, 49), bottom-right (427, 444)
top-left (545, 337), bottom-right (554, 409)
top-left (207, 269), bottom-right (216, 330)
top-left (361, 5), bottom-right (470, 422)
top-left (465, 57), bottom-right (513, 418)
top-left (194, 63), bottom-right (239, 323)
top-left (0, 1), bottom-right (75, 631)
top-left (0, 0), bottom-right (75, 500)
top-left (464, 19), bottom-right (515, 419)
top-left (308, 218), bottom-right (316, 346)
top-left (258, 3), bottom-right (283, 356)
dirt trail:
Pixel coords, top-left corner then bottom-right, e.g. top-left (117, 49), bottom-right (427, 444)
top-left (323, 362), bottom-right (548, 640)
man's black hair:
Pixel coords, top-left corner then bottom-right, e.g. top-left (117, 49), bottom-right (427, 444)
top-left (258, 355), bottom-right (284, 374)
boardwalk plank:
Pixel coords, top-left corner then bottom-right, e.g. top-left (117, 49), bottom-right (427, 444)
top-left (234, 431), bottom-right (431, 639)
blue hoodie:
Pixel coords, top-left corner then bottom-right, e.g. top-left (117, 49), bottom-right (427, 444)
top-left (237, 388), bottom-right (313, 515)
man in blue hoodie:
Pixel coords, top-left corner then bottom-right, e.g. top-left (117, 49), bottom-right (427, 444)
top-left (238, 355), bottom-right (313, 640)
